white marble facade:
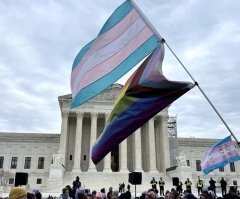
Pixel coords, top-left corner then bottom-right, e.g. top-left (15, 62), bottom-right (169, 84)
top-left (0, 84), bottom-right (240, 193)
top-left (57, 84), bottom-right (170, 173)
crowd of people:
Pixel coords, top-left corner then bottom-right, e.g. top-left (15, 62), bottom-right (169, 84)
top-left (118, 183), bottom-right (131, 193)
top-left (4, 187), bottom-right (42, 199)
top-left (3, 176), bottom-right (240, 199)
top-left (149, 176), bottom-right (240, 199)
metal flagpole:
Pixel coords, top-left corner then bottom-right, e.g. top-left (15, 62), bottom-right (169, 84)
top-left (129, 0), bottom-right (240, 145)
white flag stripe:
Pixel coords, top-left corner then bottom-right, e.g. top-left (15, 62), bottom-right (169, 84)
top-left (71, 9), bottom-right (139, 89)
top-left (201, 140), bottom-right (233, 164)
top-left (72, 18), bottom-right (151, 97)
top-left (75, 27), bottom-right (154, 95)
top-left (201, 144), bottom-right (236, 166)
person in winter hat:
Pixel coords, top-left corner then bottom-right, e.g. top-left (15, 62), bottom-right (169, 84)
top-left (59, 187), bottom-right (72, 199)
top-left (9, 187), bottom-right (27, 199)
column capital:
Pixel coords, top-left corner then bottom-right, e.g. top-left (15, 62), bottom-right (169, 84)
top-left (61, 111), bottom-right (69, 119)
top-left (155, 120), bottom-right (161, 126)
top-left (149, 117), bottom-right (155, 123)
top-left (91, 112), bottom-right (98, 120)
top-left (160, 115), bottom-right (168, 122)
top-left (104, 113), bottom-right (110, 121)
top-left (76, 111), bottom-right (84, 119)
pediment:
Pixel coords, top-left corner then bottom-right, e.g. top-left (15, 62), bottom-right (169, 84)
top-left (91, 83), bottom-right (123, 101)
top-left (58, 83), bottom-right (123, 102)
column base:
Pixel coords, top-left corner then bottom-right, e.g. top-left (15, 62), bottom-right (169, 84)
top-left (119, 168), bottom-right (129, 173)
top-left (71, 168), bottom-right (81, 174)
top-left (149, 169), bottom-right (158, 173)
top-left (103, 168), bottom-right (112, 172)
top-left (134, 169), bottom-right (144, 172)
top-left (88, 168), bottom-right (97, 172)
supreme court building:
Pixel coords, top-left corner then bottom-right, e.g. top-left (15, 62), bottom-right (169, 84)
top-left (0, 84), bottom-right (239, 193)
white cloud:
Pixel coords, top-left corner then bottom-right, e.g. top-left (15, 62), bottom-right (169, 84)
top-left (0, 0), bottom-right (239, 142)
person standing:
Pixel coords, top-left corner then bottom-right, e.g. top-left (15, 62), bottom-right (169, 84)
top-left (150, 177), bottom-right (157, 189)
top-left (159, 177), bottom-right (165, 196)
top-left (223, 186), bottom-right (240, 199)
top-left (177, 180), bottom-right (183, 194)
top-left (220, 177), bottom-right (227, 196)
top-left (197, 176), bottom-right (203, 196)
top-left (73, 176), bottom-right (81, 191)
top-left (185, 178), bottom-right (192, 193)
top-left (122, 183), bottom-right (125, 192)
top-left (72, 176), bottom-right (81, 199)
top-left (127, 184), bottom-right (130, 192)
top-left (119, 184), bottom-right (122, 193)
top-left (59, 187), bottom-right (72, 199)
top-left (209, 178), bottom-right (216, 194)
top-left (107, 187), bottom-right (113, 199)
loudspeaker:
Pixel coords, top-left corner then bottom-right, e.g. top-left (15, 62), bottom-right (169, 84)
top-left (172, 177), bottom-right (179, 186)
top-left (128, 172), bottom-right (142, 185)
top-left (15, 172), bottom-right (28, 186)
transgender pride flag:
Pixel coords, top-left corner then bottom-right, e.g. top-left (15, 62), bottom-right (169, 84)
top-left (71, 1), bottom-right (159, 108)
top-left (201, 135), bottom-right (240, 175)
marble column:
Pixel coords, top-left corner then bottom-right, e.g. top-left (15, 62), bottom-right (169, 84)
top-left (103, 113), bottom-right (112, 172)
top-left (134, 128), bottom-right (143, 172)
top-left (159, 115), bottom-right (170, 171)
top-left (155, 119), bottom-right (161, 171)
top-left (59, 110), bottom-right (69, 167)
top-left (72, 111), bottom-right (84, 173)
top-left (88, 112), bottom-right (98, 172)
top-left (119, 138), bottom-right (128, 172)
top-left (148, 118), bottom-right (157, 172)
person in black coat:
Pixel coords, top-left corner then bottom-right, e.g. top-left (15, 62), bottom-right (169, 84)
top-left (209, 178), bottom-right (216, 194)
top-left (72, 176), bottom-right (81, 199)
top-left (127, 184), bottom-right (130, 192)
top-left (220, 177), bottom-right (227, 196)
top-left (223, 186), bottom-right (240, 199)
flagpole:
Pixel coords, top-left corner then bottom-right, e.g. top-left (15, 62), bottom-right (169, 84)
top-left (129, 0), bottom-right (240, 145)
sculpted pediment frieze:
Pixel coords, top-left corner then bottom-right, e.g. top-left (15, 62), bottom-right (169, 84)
top-left (59, 84), bottom-right (123, 103)
top-left (91, 84), bottom-right (122, 101)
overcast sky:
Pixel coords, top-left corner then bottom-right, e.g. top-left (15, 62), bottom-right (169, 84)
top-left (1, 0), bottom-right (240, 140)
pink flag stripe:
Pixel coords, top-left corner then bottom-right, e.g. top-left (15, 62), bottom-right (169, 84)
top-left (71, 9), bottom-right (139, 88)
top-left (201, 147), bottom-right (238, 166)
top-left (201, 151), bottom-right (239, 170)
top-left (201, 140), bottom-right (234, 164)
top-left (72, 20), bottom-right (151, 97)
top-left (73, 18), bottom-right (147, 96)
top-left (75, 27), bottom-right (154, 96)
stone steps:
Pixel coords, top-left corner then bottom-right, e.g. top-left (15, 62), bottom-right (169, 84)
top-left (62, 171), bottom-right (174, 193)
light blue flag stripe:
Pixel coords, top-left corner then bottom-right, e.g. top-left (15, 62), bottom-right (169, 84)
top-left (71, 35), bottom-right (159, 108)
top-left (203, 154), bottom-right (240, 175)
top-left (72, 1), bottom-right (133, 71)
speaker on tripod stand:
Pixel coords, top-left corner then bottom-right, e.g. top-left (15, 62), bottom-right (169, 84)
top-left (128, 172), bottom-right (142, 199)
